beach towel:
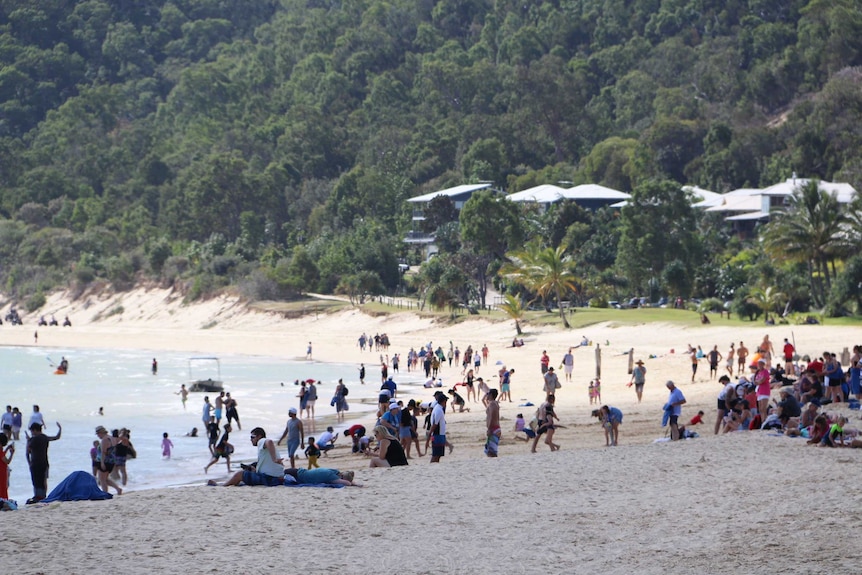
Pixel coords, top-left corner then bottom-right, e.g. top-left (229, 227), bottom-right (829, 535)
top-left (43, 471), bottom-right (113, 502)
top-left (661, 404), bottom-right (672, 427)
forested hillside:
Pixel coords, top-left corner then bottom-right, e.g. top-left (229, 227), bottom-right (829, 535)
top-left (1, 0), bottom-right (861, 316)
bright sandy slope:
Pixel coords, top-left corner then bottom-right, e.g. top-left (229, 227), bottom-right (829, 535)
top-left (0, 287), bottom-right (859, 574)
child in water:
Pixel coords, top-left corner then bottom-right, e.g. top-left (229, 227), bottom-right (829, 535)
top-left (161, 432), bottom-right (174, 459)
top-left (304, 436), bottom-right (321, 469)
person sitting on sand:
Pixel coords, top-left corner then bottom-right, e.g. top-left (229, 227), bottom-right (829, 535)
top-left (513, 413), bottom-right (536, 441)
top-left (208, 427), bottom-right (283, 486)
top-left (820, 416), bottom-right (847, 447)
top-left (688, 411), bottom-right (705, 426)
top-left (807, 415), bottom-right (830, 445)
top-left (722, 399), bottom-right (751, 433)
top-left (369, 425), bottom-right (407, 468)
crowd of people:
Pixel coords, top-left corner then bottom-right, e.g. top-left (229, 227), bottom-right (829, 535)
top-left (669, 335), bottom-right (862, 448)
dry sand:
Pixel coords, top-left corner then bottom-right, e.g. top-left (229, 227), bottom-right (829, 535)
top-left (0, 287), bottom-right (859, 574)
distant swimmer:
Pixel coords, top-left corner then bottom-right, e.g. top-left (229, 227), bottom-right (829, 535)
top-left (152, 358), bottom-right (158, 375)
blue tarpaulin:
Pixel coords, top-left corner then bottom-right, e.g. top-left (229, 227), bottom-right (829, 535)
top-left (43, 471), bottom-right (113, 502)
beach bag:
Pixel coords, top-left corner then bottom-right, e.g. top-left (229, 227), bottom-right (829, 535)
top-left (342, 385), bottom-right (349, 397)
top-left (555, 381), bottom-right (561, 389)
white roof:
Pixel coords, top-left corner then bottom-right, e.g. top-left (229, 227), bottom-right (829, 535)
top-left (506, 184), bottom-right (568, 203)
top-left (705, 195), bottom-right (763, 213)
top-left (564, 184), bottom-right (631, 200)
top-left (725, 211), bottom-right (770, 221)
top-left (759, 178), bottom-right (856, 202)
top-left (685, 186), bottom-right (723, 207)
top-left (407, 183), bottom-right (492, 203)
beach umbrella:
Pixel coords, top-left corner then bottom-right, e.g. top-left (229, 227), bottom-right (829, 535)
top-left (304, 378), bottom-right (316, 383)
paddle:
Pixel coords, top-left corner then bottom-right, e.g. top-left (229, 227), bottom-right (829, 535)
top-left (46, 356), bottom-right (55, 367)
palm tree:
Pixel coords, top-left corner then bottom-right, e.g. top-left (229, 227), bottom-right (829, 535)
top-left (500, 241), bottom-right (580, 328)
top-left (498, 293), bottom-right (527, 335)
top-left (747, 286), bottom-right (786, 324)
top-left (762, 180), bottom-right (849, 307)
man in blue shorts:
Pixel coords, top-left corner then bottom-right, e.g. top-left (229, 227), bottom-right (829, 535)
top-left (208, 427), bottom-right (284, 486)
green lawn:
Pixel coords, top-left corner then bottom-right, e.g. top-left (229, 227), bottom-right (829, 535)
top-left (356, 300), bottom-right (862, 329)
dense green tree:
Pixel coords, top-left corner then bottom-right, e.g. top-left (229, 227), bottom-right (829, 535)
top-left (616, 180), bottom-right (700, 294)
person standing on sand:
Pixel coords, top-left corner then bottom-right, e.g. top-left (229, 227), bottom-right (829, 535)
top-left (688, 345), bottom-right (699, 382)
top-left (485, 389), bottom-right (501, 457)
top-left (726, 343), bottom-right (735, 377)
top-left (783, 338), bottom-right (796, 376)
top-left (532, 394), bottom-right (560, 453)
top-left (306, 342), bottom-right (313, 360)
top-left (543, 367), bottom-right (559, 395)
top-left (482, 344), bottom-right (489, 365)
top-left (152, 358), bottom-right (158, 375)
top-left (630, 360), bottom-right (646, 403)
top-left (26, 421), bottom-right (61, 503)
top-left (664, 381), bottom-right (686, 441)
top-left (737, 342), bottom-right (749, 375)
top-left (707, 345), bottom-right (722, 379)
top-left (278, 408), bottom-right (304, 469)
top-left (429, 391), bottom-right (448, 463)
top-left (715, 375), bottom-right (735, 435)
top-left (540, 350), bottom-right (550, 375)
top-left (177, 384), bottom-right (188, 410)
top-left (561, 348), bottom-right (574, 382)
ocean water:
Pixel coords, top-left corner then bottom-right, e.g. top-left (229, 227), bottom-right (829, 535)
top-left (0, 346), bottom-right (421, 504)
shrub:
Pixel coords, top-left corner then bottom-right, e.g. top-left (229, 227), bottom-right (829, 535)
top-left (25, 291), bottom-right (46, 312)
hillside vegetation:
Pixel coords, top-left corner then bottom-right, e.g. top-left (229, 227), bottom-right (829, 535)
top-left (1, 0), bottom-right (861, 318)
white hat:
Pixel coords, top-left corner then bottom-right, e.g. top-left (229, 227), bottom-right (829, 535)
top-left (289, 407), bottom-right (297, 414)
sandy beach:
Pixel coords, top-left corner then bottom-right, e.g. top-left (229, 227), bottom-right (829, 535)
top-left (0, 287), bottom-right (860, 574)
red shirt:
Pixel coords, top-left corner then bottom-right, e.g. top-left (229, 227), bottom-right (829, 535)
top-left (783, 343), bottom-right (794, 361)
top-left (689, 414), bottom-right (703, 425)
top-left (540, 354), bottom-right (550, 367)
